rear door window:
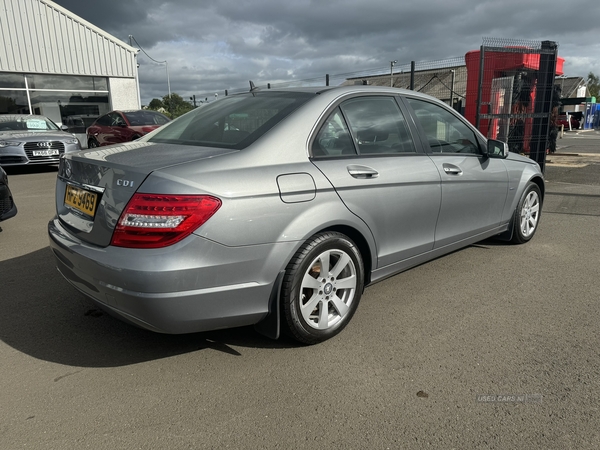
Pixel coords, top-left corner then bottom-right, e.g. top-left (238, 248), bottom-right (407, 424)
top-left (311, 108), bottom-right (356, 157)
top-left (342, 96), bottom-right (416, 155)
top-left (311, 96), bottom-right (417, 158)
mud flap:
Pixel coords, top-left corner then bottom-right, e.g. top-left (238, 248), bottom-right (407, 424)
top-left (254, 271), bottom-right (285, 340)
top-left (495, 218), bottom-right (514, 242)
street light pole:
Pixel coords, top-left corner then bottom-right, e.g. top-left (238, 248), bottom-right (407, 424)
top-left (165, 60), bottom-right (172, 103)
top-left (450, 69), bottom-right (455, 109)
top-left (390, 60), bottom-right (397, 87)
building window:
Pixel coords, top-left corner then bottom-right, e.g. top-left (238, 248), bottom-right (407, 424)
top-left (25, 74), bottom-right (108, 91)
top-left (0, 73), bottom-right (109, 126)
top-left (0, 90), bottom-right (30, 114)
top-left (0, 73), bottom-right (26, 89)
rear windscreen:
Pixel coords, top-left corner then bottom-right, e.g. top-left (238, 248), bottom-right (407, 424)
top-left (147, 91), bottom-right (312, 149)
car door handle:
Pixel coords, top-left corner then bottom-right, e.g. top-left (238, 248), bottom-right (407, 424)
top-left (442, 163), bottom-right (462, 175)
top-left (347, 165), bottom-right (379, 179)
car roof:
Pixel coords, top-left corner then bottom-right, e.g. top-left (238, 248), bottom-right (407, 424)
top-left (227, 85), bottom-right (424, 95)
top-left (223, 85), bottom-right (443, 103)
top-left (114, 109), bottom-right (167, 113)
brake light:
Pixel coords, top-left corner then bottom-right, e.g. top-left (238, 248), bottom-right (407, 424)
top-left (111, 194), bottom-right (221, 248)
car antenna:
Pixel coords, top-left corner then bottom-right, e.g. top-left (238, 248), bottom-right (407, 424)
top-left (249, 80), bottom-right (260, 96)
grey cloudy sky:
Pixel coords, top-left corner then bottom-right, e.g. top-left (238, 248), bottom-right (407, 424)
top-left (51, 0), bottom-right (600, 105)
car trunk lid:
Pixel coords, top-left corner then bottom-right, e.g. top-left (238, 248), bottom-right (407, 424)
top-left (56, 141), bottom-right (236, 246)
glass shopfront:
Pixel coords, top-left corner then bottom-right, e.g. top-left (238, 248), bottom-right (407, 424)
top-left (0, 73), bottom-right (110, 131)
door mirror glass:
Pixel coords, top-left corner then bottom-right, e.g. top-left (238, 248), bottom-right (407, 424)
top-left (486, 139), bottom-right (508, 158)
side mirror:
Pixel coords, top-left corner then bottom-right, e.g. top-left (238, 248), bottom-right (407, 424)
top-left (60, 124), bottom-right (69, 131)
top-left (485, 139), bottom-right (508, 159)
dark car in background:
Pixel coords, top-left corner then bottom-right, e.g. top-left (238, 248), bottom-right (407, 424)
top-left (63, 115), bottom-right (97, 134)
top-left (86, 110), bottom-right (170, 148)
top-left (556, 114), bottom-right (580, 130)
top-left (0, 115), bottom-right (81, 166)
top-left (0, 166), bottom-right (17, 221)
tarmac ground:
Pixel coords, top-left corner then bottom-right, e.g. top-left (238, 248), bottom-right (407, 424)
top-left (543, 129), bottom-right (600, 217)
top-left (0, 128), bottom-right (599, 449)
top-left (546, 129), bottom-right (600, 186)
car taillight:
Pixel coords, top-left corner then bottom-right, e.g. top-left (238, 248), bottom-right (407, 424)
top-left (111, 194), bottom-right (221, 248)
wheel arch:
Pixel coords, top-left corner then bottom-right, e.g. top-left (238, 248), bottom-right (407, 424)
top-left (255, 224), bottom-right (374, 341)
top-left (497, 174), bottom-right (544, 242)
top-left (529, 175), bottom-right (545, 202)
top-left (319, 224), bottom-right (374, 286)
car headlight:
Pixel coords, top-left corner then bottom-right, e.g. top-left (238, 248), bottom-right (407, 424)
top-left (0, 140), bottom-right (22, 148)
top-left (66, 138), bottom-right (80, 145)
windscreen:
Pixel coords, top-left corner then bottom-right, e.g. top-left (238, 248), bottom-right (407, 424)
top-left (0, 116), bottom-right (59, 131)
top-left (148, 91), bottom-right (312, 149)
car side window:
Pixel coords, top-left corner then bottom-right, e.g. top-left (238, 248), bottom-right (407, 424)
top-left (96, 115), bottom-right (111, 126)
top-left (109, 113), bottom-right (126, 126)
top-left (341, 96), bottom-right (416, 155)
top-left (407, 98), bottom-right (480, 154)
top-left (311, 108), bottom-right (357, 157)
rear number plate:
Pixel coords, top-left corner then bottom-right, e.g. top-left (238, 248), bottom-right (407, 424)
top-left (33, 149), bottom-right (59, 156)
top-left (65, 184), bottom-right (99, 218)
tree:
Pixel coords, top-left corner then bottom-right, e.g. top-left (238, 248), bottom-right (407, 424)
top-left (146, 93), bottom-right (194, 119)
top-left (147, 98), bottom-right (164, 110)
top-left (587, 72), bottom-right (599, 99)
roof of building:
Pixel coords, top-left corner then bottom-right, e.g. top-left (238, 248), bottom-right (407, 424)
top-left (0, 0), bottom-right (138, 78)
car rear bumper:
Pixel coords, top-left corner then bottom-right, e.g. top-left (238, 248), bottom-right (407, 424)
top-left (48, 217), bottom-right (295, 334)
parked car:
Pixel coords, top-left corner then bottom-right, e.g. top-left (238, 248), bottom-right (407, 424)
top-left (86, 110), bottom-right (170, 148)
top-left (63, 115), bottom-right (97, 134)
top-left (0, 166), bottom-right (17, 221)
top-left (48, 86), bottom-right (544, 344)
top-left (556, 114), bottom-right (580, 130)
top-left (0, 115), bottom-right (81, 166)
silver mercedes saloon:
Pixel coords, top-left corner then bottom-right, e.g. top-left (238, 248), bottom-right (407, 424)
top-left (48, 86), bottom-right (544, 344)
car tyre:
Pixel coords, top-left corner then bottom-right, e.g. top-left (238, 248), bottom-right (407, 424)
top-left (88, 138), bottom-right (99, 148)
top-left (281, 231), bottom-right (364, 344)
top-left (511, 182), bottom-right (542, 244)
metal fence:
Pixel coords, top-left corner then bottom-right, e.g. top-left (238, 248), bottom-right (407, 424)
top-left (191, 56), bottom-right (469, 112)
top-left (469, 38), bottom-right (559, 170)
top-left (343, 57), bottom-right (467, 114)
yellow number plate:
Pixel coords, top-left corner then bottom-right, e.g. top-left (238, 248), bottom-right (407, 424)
top-left (64, 184), bottom-right (99, 218)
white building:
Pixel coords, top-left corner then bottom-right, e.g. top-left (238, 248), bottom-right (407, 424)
top-left (0, 0), bottom-right (140, 133)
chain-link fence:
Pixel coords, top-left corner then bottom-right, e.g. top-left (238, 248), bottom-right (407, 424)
top-left (467, 38), bottom-right (559, 170)
top-left (191, 56), bottom-right (469, 112)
